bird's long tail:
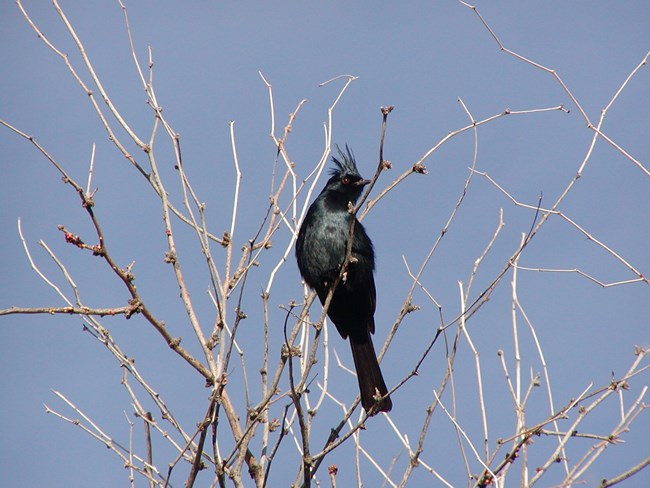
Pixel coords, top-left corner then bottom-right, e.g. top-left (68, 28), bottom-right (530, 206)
top-left (349, 331), bottom-right (392, 414)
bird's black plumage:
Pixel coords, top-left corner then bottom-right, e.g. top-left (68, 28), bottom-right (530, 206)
top-left (295, 145), bottom-right (392, 414)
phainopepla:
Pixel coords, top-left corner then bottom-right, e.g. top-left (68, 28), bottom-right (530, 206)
top-left (296, 145), bottom-right (392, 414)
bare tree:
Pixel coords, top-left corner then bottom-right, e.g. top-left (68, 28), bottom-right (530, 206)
top-left (2, 2), bottom-right (648, 487)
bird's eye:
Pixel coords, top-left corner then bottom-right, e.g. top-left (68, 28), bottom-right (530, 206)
top-left (341, 176), bottom-right (350, 185)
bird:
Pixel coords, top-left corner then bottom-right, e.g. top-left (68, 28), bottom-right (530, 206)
top-left (295, 145), bottom-right (392, 414)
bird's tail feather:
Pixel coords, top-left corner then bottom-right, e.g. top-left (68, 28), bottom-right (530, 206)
top-left (349, 331), bottom-right (392, 414)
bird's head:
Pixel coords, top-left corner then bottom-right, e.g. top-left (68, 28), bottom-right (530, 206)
top-left (324, 145), bottom-right (371, 201)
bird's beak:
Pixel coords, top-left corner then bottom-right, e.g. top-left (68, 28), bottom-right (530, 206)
top-left (355, 179), bottom-right (372, 187)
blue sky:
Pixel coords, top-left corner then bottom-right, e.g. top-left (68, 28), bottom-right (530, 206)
top-left (1, 1), bottom-right (649, 487)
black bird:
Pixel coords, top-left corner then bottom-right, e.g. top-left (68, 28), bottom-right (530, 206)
top-left (296, 145), bottom-right (392, 414)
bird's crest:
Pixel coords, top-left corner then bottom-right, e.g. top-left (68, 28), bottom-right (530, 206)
top-left (330, 144), bottom-right (361, 178)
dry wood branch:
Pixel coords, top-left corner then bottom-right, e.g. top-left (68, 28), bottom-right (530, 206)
top-left (45, 390), bottom-right (164, 486)
top-left (472, 169), bottom-right (649, 287)
top-left (0, 305), bottom-right (133, 317)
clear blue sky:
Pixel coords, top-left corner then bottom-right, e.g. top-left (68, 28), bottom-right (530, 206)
top-left (1, 1), bottom-right (649, 487)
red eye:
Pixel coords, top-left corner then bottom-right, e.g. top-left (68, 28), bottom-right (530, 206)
top-left (342, 176), bottom-right (350, 185)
